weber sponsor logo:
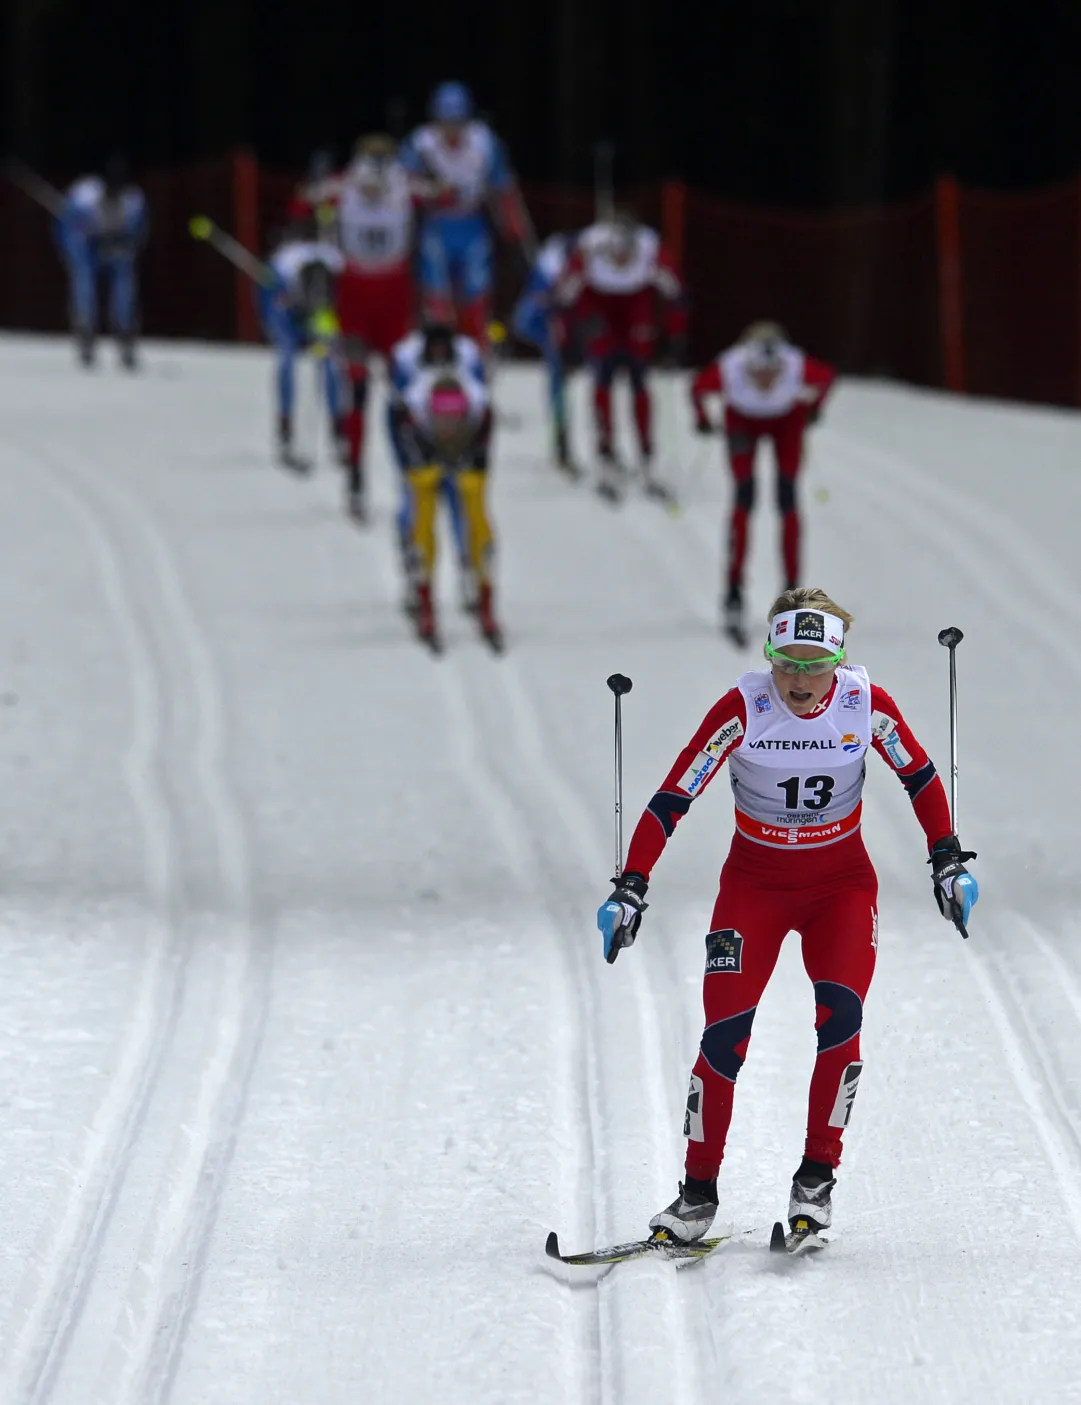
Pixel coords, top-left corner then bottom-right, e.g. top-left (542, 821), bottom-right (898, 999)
top-left (704, 716), bottom-right (744, 758)
top-left (705, 928), bottom-right (743, 974)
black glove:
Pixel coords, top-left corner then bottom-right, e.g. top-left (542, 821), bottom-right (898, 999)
top-left (597, 871), bottom-right (649, 964)
top-left (929, 836), bottom-right (979, 932)
top-left (806, 403), bottom-right (822, 426)
top-left (694, 417), bottom-right (714, 436)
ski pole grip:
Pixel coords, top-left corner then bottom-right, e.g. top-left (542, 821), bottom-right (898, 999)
top-left (937, 627), bottom-right (964, 650)
top-left (607, 674), bottom-right (634, 696)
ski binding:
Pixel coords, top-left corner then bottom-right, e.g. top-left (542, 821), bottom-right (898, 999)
top-left (770, 1218), bottom-right (828, 1257)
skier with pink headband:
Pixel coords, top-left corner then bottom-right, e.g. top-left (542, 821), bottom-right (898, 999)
top-left (597, 586), bottom-right (978, 1252)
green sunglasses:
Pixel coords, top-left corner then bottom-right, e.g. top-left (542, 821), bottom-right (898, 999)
top-left (764, 638), bottom-right (846, 676)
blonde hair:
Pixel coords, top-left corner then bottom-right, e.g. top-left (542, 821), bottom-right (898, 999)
top-left (767, 586), bottom-right (854, 633)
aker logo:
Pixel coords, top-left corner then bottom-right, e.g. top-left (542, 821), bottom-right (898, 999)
top-left (679, 752), bottom-right (717, 797)
top-left (793, 611), bottom-right (825, 642)
top-left (753, 691), bottom-right (772, 714)
top-left (683, 1073), bottom-right (705, 1141)
top-left (704, 716), bottom-right (744, 757)
top-left (841, 733), bottom-right (862, 753)
top-left (841, 687), bottom-right (862, 711)
top-left (828, 1060), bottom-right (864, 1129)
top-left (705, 928), bottom-right (744, 974)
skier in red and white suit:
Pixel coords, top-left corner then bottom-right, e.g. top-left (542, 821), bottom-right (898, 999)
top-left (597, 589), bottom-right (978, 1248)
top-left (691, 323), bottom-right (836, 639)
top-left (292, 135), bottom-right (419, 518)
top-left (557, 212), bottom-right (686, 491)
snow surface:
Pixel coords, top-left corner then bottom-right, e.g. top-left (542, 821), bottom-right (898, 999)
top-left (0, 333), bottom-right (1079, 1404)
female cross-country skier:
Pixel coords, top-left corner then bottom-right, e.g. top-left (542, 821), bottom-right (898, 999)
top-left (597, 587), bottom-right (978, 1250)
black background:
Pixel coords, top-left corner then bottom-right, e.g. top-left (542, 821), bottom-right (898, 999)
top-left (5, 0), bottom-right (1081, 206)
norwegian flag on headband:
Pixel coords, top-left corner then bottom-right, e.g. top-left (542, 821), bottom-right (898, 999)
top-left (775, 619), bottom-right (788, 636)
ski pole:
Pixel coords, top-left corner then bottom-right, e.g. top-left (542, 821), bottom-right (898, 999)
top-left (606, 674), bottom-right (633, 880)
top-left (937, 626), bottom-right (963, 834)
top-left (3, 159), bottom-right (65, 217)
top-left (188, 215), bottom-right (277, 288)
top-left (937, 625), bottom-right (971, 940)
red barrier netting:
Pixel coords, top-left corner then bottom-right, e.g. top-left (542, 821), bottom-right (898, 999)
top-left (2, 157), bottom-right (1080, 409)
top-left (682, 190), bottom-right (940, 385)
top-left (958, 180), bottom-right (1080, 406)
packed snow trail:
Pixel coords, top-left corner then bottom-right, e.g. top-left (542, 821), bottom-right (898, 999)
top-left (0, 335), bottom-right (1079, 1403)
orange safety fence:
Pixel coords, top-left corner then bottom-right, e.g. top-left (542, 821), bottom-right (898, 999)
top-left (3, 151), bottom-right (1081, 409)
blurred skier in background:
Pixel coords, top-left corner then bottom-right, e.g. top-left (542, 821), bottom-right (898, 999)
top-left (388, 324), bottom-right (487, 622)
top-left (258, 216), bottom-right (345, 473)
top-left (556, 210), bottom-right (686, 502)
top-left (291, 134), bottom-right (418, 520)
top-left (401, 81), bottom-right (532, 347)
top-left (511, 230), bottom-right (580, 473)
top-left (55, 154), bottom-right (148, 369)
top-left (691, 322), bottom-right (836, 646)
top-left (392, 355), bottom-right (500, 652)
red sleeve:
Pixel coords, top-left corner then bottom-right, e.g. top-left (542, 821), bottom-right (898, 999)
top-left (803, 355), bottom-right (837, 410)
top-left (691, 361), bottom-right (723, 425)
top-left (624, 689), bottom-right (747, 880)
top-left (554, 249), bottom-right (586, 307)
top-left (495, 186), bottom-right (528, 243)
top-left (869, 685), bottom-right (953, 850)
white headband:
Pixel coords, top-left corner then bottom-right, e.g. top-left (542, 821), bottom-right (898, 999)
top-left (769, 609), bottom-right (846, 652)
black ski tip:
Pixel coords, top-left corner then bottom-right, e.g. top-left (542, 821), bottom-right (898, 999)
top-left (723, 626), bottom-right (749, 650)
top-left (545, 1231), bottom-right (562, 1260)
top-left (484, 629), bottom-right (505, 655)
top-left (769, 1221), bottom-right (787, 1254)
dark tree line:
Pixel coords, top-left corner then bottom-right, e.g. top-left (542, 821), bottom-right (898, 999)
top-left (5, 0), bottom-right (1081, 206)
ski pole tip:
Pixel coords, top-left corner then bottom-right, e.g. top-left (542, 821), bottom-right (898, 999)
top-left (607, 674), bottom-right (633, 696)
top-left (937, 626), bottom-right (964, 649)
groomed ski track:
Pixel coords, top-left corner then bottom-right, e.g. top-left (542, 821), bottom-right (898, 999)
top-left (0, 334), bottom-right (1079, 1403)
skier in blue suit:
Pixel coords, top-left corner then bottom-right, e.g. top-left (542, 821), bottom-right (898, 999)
top-left (401, 81), bottom-right (530, 349)
top-left (55, 156), bottom-right (148, 368)
top-left (511, 231), bottom-right (579, 468)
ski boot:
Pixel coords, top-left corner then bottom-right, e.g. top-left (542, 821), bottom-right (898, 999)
top-left (76, 328), bottom-right (96, 368)
top-left (345, 463), bottom-right (367, 524)
top-left (641, 455), bottom-right (677, 509)
top-left (771, 1159), bottom-right (834, 1256)
top-left (118, 334), bottom-right (138, 371)
top-left (596, 444), bottom-right (624, 504)
top-left (648, 1177), bottom-right (718, 1244)
top-left (722, 585), bottom-right (748, 648)
top-left (477, 581), bottom-right (503, 653)
top-left (415, 582), bottom-right (440, 652)
top-left (277, 416), bottom-right (311, 475)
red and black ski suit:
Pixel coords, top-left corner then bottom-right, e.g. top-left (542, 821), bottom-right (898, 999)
top-left (623, 676), bottom-right (952, 1175)
top-left (691, 345), bottom-right (835, 592)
